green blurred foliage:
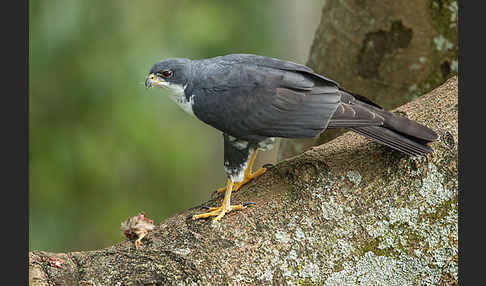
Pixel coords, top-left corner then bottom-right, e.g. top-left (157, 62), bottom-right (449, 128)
top-left (29, 0), bottom-right (316, 252)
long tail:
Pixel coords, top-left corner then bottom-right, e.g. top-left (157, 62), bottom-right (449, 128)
top-left (328, 89), bottom-right (438, 156)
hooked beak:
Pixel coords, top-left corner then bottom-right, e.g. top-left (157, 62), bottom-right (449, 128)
top-left (145, 73), bottom-right (162, 88)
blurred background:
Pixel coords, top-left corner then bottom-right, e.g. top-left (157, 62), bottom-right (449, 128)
top-left (29, 0), bottom-right (325, 252)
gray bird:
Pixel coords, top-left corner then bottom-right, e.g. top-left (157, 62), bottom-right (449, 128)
top-left (144, 53), bottom-right (438, 221)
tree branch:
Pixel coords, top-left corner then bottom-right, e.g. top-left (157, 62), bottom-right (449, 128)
top-left (278, 0), bottom-right (458, 161)
top-left (30, 76), bottom-right (458, 286)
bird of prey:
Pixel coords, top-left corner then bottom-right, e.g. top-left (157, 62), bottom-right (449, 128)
top-left (144, 53), bottom-right (438, 221)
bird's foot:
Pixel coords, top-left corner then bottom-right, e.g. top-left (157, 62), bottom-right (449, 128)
top-left (134, 231), bottom-right (148, 249)
top-left (135, 238), bottom-right (143, 249)
top-left (215, 167), bottom-right (267, 195)
top-left (192, 204), bottom-right (244, 221)
top-left (193, 202), bottom-right (256, 221)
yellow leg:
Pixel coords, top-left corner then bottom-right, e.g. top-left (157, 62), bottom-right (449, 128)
top-left (194, 179), bottom-right (246, 221)
top-left (134, 230), bottom-right (148, 249)
top-left (216, 150), bottom-right (267, 194)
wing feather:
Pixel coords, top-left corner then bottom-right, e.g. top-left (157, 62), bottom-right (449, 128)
top-left (217, 54), bottom-right (339, 86)
top-left (188, 54), bottom-right (437, 155)
top-left (191, 59), bottom-right (341, 141)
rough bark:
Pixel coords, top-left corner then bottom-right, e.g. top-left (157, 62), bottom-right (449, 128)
top-left (30, 76), bottom-right (458, 286)
top-left (278, 0), bottom-right (458, 161)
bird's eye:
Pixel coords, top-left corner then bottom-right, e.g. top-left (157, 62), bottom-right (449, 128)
top-left (158, 70), bottom-right (173, 78)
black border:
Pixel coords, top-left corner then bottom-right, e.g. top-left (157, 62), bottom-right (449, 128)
top-left (3, 0), bottom-right (29, 283)
top-left (458, 0), bottom-right (473, 285)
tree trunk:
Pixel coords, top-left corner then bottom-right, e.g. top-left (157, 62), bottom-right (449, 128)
top-left (278, 0), bottom-right (458, 161)
top-left (29, 76), bottom-right (458, 286)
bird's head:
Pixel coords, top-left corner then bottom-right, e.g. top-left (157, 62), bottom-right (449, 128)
top-left (145, 58), bottom-right (192, 93)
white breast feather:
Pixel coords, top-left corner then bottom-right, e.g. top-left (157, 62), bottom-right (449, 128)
top-left (157, 82), bottom-right (195, 117)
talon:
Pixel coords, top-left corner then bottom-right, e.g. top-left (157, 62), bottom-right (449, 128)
top-left (262, 163), bottom-right (275, 169)
top-left (194, 180), bottom-right (249, 221)
top-left (192, 204), bottom-right (243, 221)
top-left (243, 202), bottom-right (257, 207)
top-left (199, 150), bottom-right (264, 220)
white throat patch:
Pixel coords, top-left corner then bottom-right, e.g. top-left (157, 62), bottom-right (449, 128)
top-left (154, 81), bottom-right (195, 117)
